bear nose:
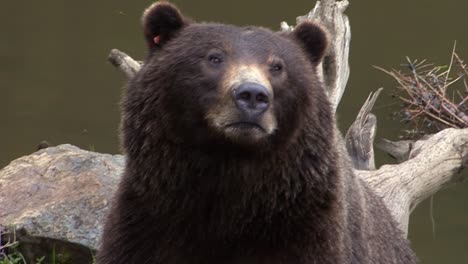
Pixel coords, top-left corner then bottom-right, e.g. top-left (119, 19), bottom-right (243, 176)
top-left (233, 82), bottom-right (270, 118)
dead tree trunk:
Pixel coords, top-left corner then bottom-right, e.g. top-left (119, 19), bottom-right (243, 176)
top-left (107, 0), bottom-right (468, 236)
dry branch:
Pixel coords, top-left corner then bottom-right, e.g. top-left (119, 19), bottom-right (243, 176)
top-left (376, 48), bottom-right (468, 138)
top-left (108, 49), bottom-right (141, 78)
top-left (358, 128), bottom-right (468, 234)
top-left (107, 0), bottom-right (468, 236)
top-left (345, 88), bottom-right (382, 170)
top-left (281, 0), bottom-right (351, 111)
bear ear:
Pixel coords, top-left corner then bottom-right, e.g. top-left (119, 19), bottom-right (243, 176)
top-left (291, 22), bottom-right (328, 66)
top-left (142, 1), bottom-right (187, 50)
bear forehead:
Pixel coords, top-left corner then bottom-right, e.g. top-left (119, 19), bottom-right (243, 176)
top-left (176, 23), bottom-right (295, 56)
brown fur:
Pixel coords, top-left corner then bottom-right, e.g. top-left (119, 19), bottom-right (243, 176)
top-left (97, 2), bottom-right (417, 263)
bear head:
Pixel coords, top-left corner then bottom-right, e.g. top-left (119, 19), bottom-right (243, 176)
top-left (123, 1), bottom-right (331, 157)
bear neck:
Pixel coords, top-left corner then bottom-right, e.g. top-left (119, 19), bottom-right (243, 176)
top-left (126, 128), bottom-right (341, 249)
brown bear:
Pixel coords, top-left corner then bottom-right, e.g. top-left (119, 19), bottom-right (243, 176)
top-left (97, 1), bottom-right (417, 263)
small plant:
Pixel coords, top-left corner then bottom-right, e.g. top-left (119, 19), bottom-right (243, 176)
top-left (0, 228), bottom-right (26, 264)
top-left (1, 230), bottom-right (89, 264)
top-left (34, 257), bottom-right (45, 264)
top-left (0, 229), bottom-right (46, 264)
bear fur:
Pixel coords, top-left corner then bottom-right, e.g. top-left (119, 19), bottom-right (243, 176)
top-left (97, 2), bottom-right (417, 263)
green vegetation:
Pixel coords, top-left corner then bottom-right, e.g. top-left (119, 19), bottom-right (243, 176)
top-left (0, 229), bottom-right (75, 264)
top-left (0, 240), bottom-right (43, 264)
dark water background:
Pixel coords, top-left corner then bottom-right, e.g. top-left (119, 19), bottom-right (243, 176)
top-left (1, 0), bottom-right (467, 263)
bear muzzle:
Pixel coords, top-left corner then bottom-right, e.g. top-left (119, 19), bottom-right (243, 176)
top-left (206, 65), bottom-right (277, 144)
top-left (232, 82), bottom-right (270, 121)
top-left (216, 82), bottom-right (274, 144)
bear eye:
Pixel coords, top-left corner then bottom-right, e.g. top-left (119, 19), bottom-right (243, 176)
top-left (208, 54), bottom-right (224, 66)
top-left (270, 63), bottom-right (283, 73)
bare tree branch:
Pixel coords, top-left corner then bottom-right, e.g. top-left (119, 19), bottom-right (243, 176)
top-left (108, 49), bottom-right (141, 78)
top-left (294, 0), bottom-right (351, 112)
top-left (358, 128), bottom-right (468, 234)
top-left (345, 88), bottom-right (382, 170)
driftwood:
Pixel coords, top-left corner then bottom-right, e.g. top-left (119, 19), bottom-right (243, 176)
top-left (108, 49), bottom-right (142, 79)
top-left (107, 0), bottom-right (468, 236)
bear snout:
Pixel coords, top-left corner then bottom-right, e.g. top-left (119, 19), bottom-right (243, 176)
top-left (232, 82), bottom-right (270, 120)
top-left (205, 65), bottom-right (277, 144)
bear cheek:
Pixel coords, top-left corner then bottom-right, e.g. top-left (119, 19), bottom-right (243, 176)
top-left (271, 85), bottom-right (305, 140)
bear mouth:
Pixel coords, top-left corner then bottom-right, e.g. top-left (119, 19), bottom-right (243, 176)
top-left (225, 122), bottom-right (266, 132)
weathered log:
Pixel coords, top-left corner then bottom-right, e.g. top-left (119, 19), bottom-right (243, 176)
top-left (283, 0), bottom-right (350, 112)
top-left (300, 0), bottom-right (351, 112)
top-left (107, 0), bottom-right (468, 237)
top-left (108, 49), bottom-right (141, 79)
top-left (358, 128), bottom-right (468, 234)
top-left (345, 88), bottom-right (382, 170)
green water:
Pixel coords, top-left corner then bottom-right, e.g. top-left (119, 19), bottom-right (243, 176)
top-left (1, 1), bottom-right (467, 262)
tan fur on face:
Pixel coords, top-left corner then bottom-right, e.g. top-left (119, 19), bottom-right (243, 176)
top-left (222, 65), bottom-right (273, 95)
top-left (206, 64), bottom-right (277, 143)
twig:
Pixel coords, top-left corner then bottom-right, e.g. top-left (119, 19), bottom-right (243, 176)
top-left (377, 50), bottom-right (468, 137)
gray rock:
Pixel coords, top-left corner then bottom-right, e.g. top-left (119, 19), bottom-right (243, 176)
top-left (0, 144), bottom-right (124, 260)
